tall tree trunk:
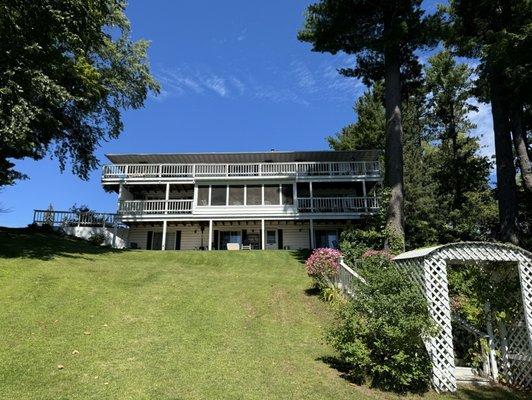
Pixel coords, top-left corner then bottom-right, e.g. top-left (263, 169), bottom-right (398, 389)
top-left (383, 44), bottom-right (405, 250)
top-left (489, 69), bottom-right (519, 244)
top-left (509, 104), bottom-right (532, 193)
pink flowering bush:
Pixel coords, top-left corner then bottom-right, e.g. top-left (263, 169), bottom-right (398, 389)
top-left (305, 248), bottom-right (342, 279)
top-left (361, 249), bottom-right (393, 260)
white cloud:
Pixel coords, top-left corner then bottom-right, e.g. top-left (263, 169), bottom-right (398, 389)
top-left (204, 77), bottom-right (228, 97)
top-left (152, 56), bottom-right (365, 106)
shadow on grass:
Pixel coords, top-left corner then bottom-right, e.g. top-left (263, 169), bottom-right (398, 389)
top-left (0, 227), bottom-right (124, 261)
top-left (318, 355), bottom-right (528, 400)
top-left (304, 286), bottom-right (320, 297)
top-left (289, 249), bottom-right (311, 264)
top-left (317, 355), bottom-right (359, 383)
top-left (458, 384), bottom-right (530, 400)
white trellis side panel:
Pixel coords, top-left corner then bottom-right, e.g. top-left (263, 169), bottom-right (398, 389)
top-left (394, 242), bottom-right (532, 392)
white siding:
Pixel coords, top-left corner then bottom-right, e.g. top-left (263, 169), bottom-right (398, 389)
top-left (126, 221), bottom-right (349, 251)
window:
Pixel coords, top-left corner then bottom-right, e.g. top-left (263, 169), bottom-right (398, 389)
top-left (246, 185), bottom-right (262, 205)
top-left (267, 230), bottom-right (276, 244)
top-left (264, 185), bottom-right (279, 205)
top-left (197, 186), bottom-right (209, 206)
top-left (211, 185), bottom-right (227, 206)
top-left (281, 184), bottom-right (293, 205)
top-left (228, 185), bottom-right (244, 205)
top-left (220, 231), bottom-right (241, 249)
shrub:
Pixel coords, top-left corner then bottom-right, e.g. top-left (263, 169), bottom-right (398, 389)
top-left (88, 233), bottom-right (106, 246)
top-left (339, 227), bottom-right (385, 266)
top-left (305, 248), bottom-right (342, 280)
top-left (326, 255), bottom-right (434, 393)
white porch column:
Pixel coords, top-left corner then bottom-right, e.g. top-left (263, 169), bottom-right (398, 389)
top-left (310, 219), bottom-right (315, 249)
top-left (293, 182), bottom-right (298, 210)
top-left (162, 220), bottom-right (167, 251)
top-left (309, 181), bottom-right (314, 211)
top-left (362, 180), bottom-right (368, 211)
top-left (261, 219), bottom-right (266, 250)
top-left (165, 183), bottom-right (170, 214)
top-left (208, 220), bottom-right (213, 251)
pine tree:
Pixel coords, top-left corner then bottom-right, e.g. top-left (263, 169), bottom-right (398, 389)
top-left (299, 0), bottom-right (440, 250)
top-left (448, 0), bottom-right (532, 243)
top-left (424, 51), bottom-right (496, 242)
top-left (327, 83), bottom-right (385, 151)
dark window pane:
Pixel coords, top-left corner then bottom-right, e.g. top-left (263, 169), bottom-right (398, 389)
top-left (229, 185), bottom-right (244, 205)
top-left (281, 184), bottom-right (293, 205)
top-left (246, 185), bottom-right (262, 205)
top-left (264, 185), bottom-right (279, 205)
top-left (197, 186), bottom-right (209, 206)
top-left (267, 230), bottom-right (276, 244)
top-left (211, 185), bottom-right (227, 206)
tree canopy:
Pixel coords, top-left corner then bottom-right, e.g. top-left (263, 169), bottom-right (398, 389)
top-left (299, 0), bottom-right (441, 250)
top-left (0, 0), bottom-right (159, 186)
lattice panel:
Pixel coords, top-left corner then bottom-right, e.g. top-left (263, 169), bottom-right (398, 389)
top-left (394, 242), bottom-right (532, 393)
top-left (506, 316), bottom-right (532, 389)
top-left (423, 258), bottom-right (456, 392)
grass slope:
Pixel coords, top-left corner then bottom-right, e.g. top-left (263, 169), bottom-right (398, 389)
top-left (0, 229), bottom-right (525, 400)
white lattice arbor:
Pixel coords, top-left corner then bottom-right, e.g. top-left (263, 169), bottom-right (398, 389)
top-left (394, 242), bottom-right (532, 392)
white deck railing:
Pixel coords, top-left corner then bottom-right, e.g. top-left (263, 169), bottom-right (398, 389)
top-left (102, 161), bottom-right (381, 180)
top-left (334, 257), bottom-right (367, 297)
top-left (33, 209), bottom-right (118, 227)
top-left (298, 196), bottom-right (379, 213)
top-left (118, 200), bottom-right (193, 214)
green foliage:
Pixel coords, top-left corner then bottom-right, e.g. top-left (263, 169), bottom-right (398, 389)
top-left (328, 83), bottom-right (385, 151)
top-left (339, 188), bottom-right (389, 264)
top-left (88, 233), bottom-right (106, 246)
top-left (447, 261), bottom-right (522, 367)
top-left (327, 256), bottom-right (434, 393)
top-left (0, 0), bottom-right (160, 186)
top-left (331, 50), bottom-right (498, 250)
top-left (297, 0), bottom-right (440, 90)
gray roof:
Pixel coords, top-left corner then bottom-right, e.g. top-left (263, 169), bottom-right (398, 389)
top-left (105, 150), bottom-right (382, 164)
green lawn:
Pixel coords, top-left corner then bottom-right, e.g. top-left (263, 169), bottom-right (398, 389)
top-left (0, 229), bottom-right (525, 400)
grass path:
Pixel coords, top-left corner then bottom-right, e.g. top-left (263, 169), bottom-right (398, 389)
top-left (0, 230), bottom-right (526, 399)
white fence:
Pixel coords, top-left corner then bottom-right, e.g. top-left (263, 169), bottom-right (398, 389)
top-left (102, 161), bottom-right (381, 180)
top-left (118, 200), bottom-right (193, 214)
top-left (33, 209), bottom-right (119, 227)
top-left (333, 257), bottom-right (367, 297)
top-left (298, 197), bottom-right (379, 213)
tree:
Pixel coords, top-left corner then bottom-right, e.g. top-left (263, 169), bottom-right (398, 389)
top-left (424, 51), bottom-right (496, 243)
top-left (330, 53), bottom-right (497, 248)
top-left (298, 0), bottom-right (440, 250)
top-left (327, 82), bottom-right (385, 151)
top-left (448, 0), bottom-right (532, 243)
top-left (0, 0), bottom-right (159, 186)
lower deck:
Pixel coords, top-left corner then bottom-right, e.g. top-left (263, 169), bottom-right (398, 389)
top-left (126, 220), bottom-right (352, 251)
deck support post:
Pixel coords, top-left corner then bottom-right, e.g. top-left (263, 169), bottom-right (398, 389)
top-left (362, 181), bottom-right (368, 211)
top-left (310, 219), bottom-right (315, 249)
top-left (261, 219), bottom-right (266, 250)
top-left (165, 183), bottom-right (170, 214)
top-left (208, 220), bottom-right (213, 251)
top-left (162, 220), bottom-right (167, 251)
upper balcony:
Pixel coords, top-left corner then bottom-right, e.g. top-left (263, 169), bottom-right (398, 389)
top-left (102, 161), bottom-right (381, 183)
top-left (101, 150), bottom-right (383, 185)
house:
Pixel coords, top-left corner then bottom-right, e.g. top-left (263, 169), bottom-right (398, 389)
top-left (101, 150), bottom-right (382, 250)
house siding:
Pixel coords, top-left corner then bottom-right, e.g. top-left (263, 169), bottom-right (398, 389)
top-left (126, 221), bottom-right (348, 251)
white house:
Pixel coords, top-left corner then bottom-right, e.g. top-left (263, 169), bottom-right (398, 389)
top-left (100, 150), bottom-right (382, 250)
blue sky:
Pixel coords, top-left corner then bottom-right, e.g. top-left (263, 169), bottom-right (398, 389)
top-left (1, 0), bottom-right (493, 227)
